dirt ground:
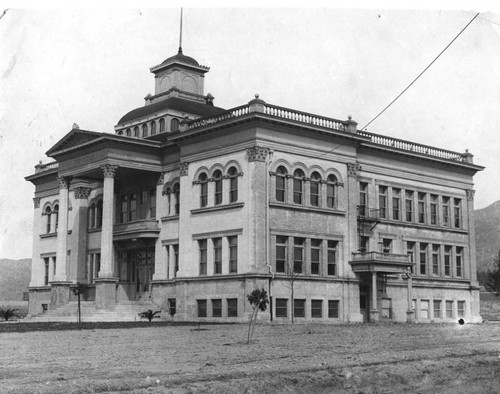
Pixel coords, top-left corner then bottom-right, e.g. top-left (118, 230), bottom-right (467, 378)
top-left (1, 322), bottom-right (500, 394)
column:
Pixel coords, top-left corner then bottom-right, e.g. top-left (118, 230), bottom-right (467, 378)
top-left (99, 165), bottom-right (117, 278)
top-left (95, 164), bottom-right (118, 309)
top-left (54, 177), bottom-right (70, 282)
top-left (72, 187), bottom-right (91, 282)
top-left (169, 245), bottom-right (177, 279)
top-left (370, 270), bottom-right (379, 322)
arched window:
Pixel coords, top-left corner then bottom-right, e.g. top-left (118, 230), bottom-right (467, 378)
top-left (53, 204), bottom-right (59, 232)
top-left (96, 199), bottom-right (103, 227)
top-left (133, 126), bottom-right (139, 138)
top-left (117, 130), bottom-right (123, 136)
top-left (228, 167), bottom-right (238, 203)
top-left (293, 169), bottom-right (305, 204)
top-left (213, 170), bottom-right (223, 205)
top-left (150, 121), bottom-right (157, 135)
top-left (45, 206), bottom-right (52, 234)
top-left (275, 166), bottom-right (288, 202)
top-left (89, 203), bottom-right (96, 229)
top-left (171, 118), bottom-right (180, 132)
top-left (198, 173), bottom-right (208, 207)
top-left (173, 183), bottom-right (180, 215)
top-left (327, 174), bottom-right (337, 208)
top-left (142, 124), bottom-right (148, 138)
top-left (165, 187), bottom-right (172, 215)
top-left (126, 128), bottom-right (131, 137)
top-left (310, 172), bottom-right (321, 207)
top-left (159, 118), bottom-right (166, 133)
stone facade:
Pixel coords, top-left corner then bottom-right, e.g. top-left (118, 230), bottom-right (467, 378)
top-left (25, 46), bottom-right (484, 323)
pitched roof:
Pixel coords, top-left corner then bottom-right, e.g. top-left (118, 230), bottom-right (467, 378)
top-left (117, 97), bottom-right (226, 124)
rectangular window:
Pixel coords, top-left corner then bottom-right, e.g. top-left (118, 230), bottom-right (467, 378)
top-left (311, 299), bottom-right (323, 318)
top-left (275, 236), bottom-right (287, 273)
top-left (444, 246), bottom-right (452, 276)
top-left (326, 182), bottom-right (335, 208)
top-left (149, 189), bottom-right (156, 218)
top-left (168, 298), bottom-right (176, 316)
top-left (420, 300), bottom-right (430, 319)
top-left (228, 236), bottom-right (238, 274)
top-left (359, 236), bottom-right (369, 253)
top-left (457, 301), bottom-right (465, 318)
top-left (173, 245), bottom-right (179, 277)
top-left (418, 193), bottom-right (426, 224)
top-left (293, 238), bottom-right (304, 274)
top-left (456, 247), bottom-right (463, 277)
top-left (275, 298), bottom-right (288, 317)
top-left (199, 240), bottom-right (207, 275)
top-left (381, 298), bottom-right (392, 319)
top-left (382, 238), bottom-right (392, 254)
top-left (327, 240), bottom-right (337, 276)
top-left (442, 197), bottom-right (450, 226)
top-left (44, 257), bottom-right (49, 285)
top-left (430, 195), bottom-right (438, 225)
top-left (197, 300), bottom-right (207, 318)
top-left (276, 175), bottom-right (286, 202)
top-left (432, 245), bottom-right (440, 275)
top-left (359, 182), bottom-right (368, 216)
top-left (310, 239), bottom-right (321, 275)
top-left (454, 199), bottom-right (462, 228)
top-left (419, 243), bottom-right (428, 275)
top-left (407, 241), bottom-right (415, 274)
top-left (227, 298), bottom-right (238, 317)
top-left (433, 300), bottom-right (441, 319)
top-left (378, 186), bottom-right (387, 219)
top-left (212, 299), bottom-right (222, 317)
top-left (213, 238), bottom-right (222, 275)
top-left (293, 299), bottom-right (305, 318)
top-left (215, 179), bottom-right (223, 205)
top-left (392, 188), bottom-right (401, 220)
top-left (328, 300), bottom-right (339, 318)
top-left (405, 190), bottom-right (414, 222)
top-left (129, 193), bottom-right (137, 221)
top-left (446, 300), bottom-right (453, 318)
top-left (200, 182), bottom-right (208, 207)
top-left (120, 195), bottom-right (128, 223)
top-left (310, 180), bottom-right (320, 207)
top-left (229, 177), bottom-right (238, 203)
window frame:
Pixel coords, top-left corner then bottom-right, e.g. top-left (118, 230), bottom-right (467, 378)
top-left (275, 166), bottom-right (288, 202)
top-left (199, 239), bottom-right (207, 275)
top-left (197, 299), bottom-right (207, 318)
top-left (311, 299), bottom-right (323, 318)
top-left (275, 298), bottom-right (288, 317)
top-left (293, 169), bottom-right (305, 205)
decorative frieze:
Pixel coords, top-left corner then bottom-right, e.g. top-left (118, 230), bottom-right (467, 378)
top-left (466, 189), bottom-right (475, 201)
top-left (179, 162), bottom-right (189, 177)
top-left (33, 197), bottom-right (41, 209)
top-left (347, 162), bottom-right (361, 177)
top-left (101, 164), bottom-right (118, 179)
top-left (247, 146), bottom-right (269, 162)
top-left (74, 187), bottom-right (91, 199)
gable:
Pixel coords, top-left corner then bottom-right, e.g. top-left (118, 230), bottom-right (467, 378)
top-left (46, 128), bottom-right (104, 157)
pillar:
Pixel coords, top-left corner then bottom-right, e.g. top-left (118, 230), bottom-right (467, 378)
top-left (72, 187), bottom-right (91, 282)
top-left (95, 164), bottom-right (118, 309)
top-left (406, 272), bottom-right (415, 323)
top-left (54, 177), bottom-right (70, 282)
top-left (370, 270), bottom-right (379, 322)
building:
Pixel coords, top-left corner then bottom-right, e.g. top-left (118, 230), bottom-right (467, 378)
top-left (25, 43), bottom-right (484, 323)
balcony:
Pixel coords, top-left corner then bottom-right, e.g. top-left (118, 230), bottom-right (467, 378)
top-left (113, 219), bottom-right (160, 241)
top-left (349, 251), bottom-right (413, 274)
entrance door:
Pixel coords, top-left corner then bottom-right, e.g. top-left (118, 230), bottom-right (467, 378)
top-left (360, 287), bottom-right (369, 322)
top-left (135, 249), bottom-right (154, 300)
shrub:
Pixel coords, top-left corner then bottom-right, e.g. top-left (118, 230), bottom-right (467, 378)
top-left (138, 309), bottom-right (161, 322)
top-left (0, 306), bottom-right (20, 322)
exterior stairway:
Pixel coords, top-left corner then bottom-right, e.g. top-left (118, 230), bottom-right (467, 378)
top-left (27, 301), bottom-right (166, 322)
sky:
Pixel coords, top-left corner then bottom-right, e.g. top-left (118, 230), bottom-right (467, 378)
top-left (1, 2), bottom-right (500, 259)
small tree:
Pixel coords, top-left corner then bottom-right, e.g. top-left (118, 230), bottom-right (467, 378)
top-left (485, 250), bottom-right (500, 296)
top-left (247, 288), bottom-right (269, 344)
top-left (138, 309), bottom-right (161, 322)
top-left (72, 282), bottom-right (86, 327)
top-left (283, 255), bottom-right (303, 324)
top-left (0, 306), bottom-right (20, 322)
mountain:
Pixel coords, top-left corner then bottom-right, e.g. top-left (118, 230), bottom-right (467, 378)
top-left (0, 258), bottom-right (31, 301)
top-left (475, 200), bottom-right (500, 273)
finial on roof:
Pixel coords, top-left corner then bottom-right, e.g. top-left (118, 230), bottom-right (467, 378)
top-left (72, 123), bottom-right (80, 129)
top-left (178, 8), bottom-right (183, 54)
top-left (255, 94), bottom-right (260, 99)
top-left (348, 115), bottom-right (352, 121)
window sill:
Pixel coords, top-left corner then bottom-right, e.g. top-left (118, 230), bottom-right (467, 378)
top-left (40, 230), bottom-right (72, 239)
top-left (191, 202), bottom-right (244, 215)
top-left (161, 215), bottom-right (179, 222)
top-left (87, 227), bottom-right (102, 233)
top-left (269, 201), bottom-right (345, 216)
top-left (377, 218), bottom-right (468, 233)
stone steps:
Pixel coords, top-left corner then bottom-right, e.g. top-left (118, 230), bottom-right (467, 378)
top-left (27, 301), bottom-right (166, 322)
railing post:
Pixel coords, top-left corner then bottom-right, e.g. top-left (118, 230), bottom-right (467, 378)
top-left (248, 94), bottom-right (266, 113)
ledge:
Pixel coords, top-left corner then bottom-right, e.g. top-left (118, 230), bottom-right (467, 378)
top-left (87, 227), bottom-right (102, 234)
top-left (191, 202), bottom-right (244, 215)
top-left (40, 230), bottom-right (72, 239)
top-left (269, 201), bottom-right (346, 216)
top-left (161, 215), bottom-right (179, 222)
top-left (363, 217), bottom-right (469, 234)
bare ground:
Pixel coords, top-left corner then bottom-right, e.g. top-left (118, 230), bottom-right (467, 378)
top-left (1, 322), bottom-right (500, 393)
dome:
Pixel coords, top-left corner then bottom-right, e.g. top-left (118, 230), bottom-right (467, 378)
top-left (160, 48), bottom-right (200, 67)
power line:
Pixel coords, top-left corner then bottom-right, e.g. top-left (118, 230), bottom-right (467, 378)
top-left (360, 12), bottom-right (480, 131)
